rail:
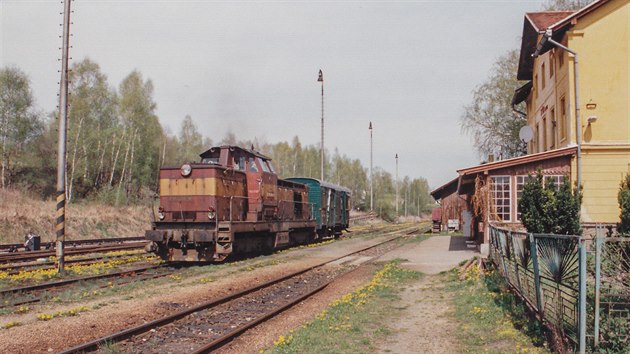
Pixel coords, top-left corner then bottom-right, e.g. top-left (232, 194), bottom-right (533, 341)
top-left (60, 227), bottom-right (417, 353)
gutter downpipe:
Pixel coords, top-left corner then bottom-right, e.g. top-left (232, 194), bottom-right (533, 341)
top-left (533, 29), bottom-right (581, 194)
top-left (535, 27), bottom-right (584, 354)
top-left (532, 28), bottom-right (586, 354)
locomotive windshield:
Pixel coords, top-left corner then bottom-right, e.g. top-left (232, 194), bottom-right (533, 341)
top-left (201, 157), bottom-right (219, 165)
top-left (200, 148), bottom-right (220, 165)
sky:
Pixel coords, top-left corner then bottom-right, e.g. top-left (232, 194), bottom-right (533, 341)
top-left (1, 0), bottom-right (547, 189)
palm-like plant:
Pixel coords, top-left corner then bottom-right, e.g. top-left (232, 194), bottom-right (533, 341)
top-left (536, 237), bottom-right (579, 283)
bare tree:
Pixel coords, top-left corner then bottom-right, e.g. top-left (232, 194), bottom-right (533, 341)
top-left (460, 49), bottom-right (527, 160)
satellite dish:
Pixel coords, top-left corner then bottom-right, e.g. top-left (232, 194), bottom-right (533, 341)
top-left (519, 126), bottom-right (534, 143)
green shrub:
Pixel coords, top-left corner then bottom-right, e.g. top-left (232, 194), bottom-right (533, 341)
top-left (519, 172), bottom-right (581, 235)
top-left (617, 174), bottom-right (630, 234)
top-left (519, 173), bottom-right (553, 233)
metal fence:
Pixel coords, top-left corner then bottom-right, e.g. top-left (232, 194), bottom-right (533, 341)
top-left (489, 225), bottom-right (630, 353)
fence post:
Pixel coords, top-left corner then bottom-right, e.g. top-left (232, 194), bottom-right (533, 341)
top-left (578, 238), bottom-right (587, 354)
top-left (594, 225), bottom-right (602, 349)
top-left (529, 233), bottom-right (543, 317)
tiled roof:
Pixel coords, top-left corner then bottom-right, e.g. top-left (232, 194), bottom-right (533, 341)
top-left (525, 11), bottom-right (574, 31)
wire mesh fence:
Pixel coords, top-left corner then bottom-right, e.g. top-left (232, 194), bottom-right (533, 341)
top-left (489, 225), bottom-right (630, 353)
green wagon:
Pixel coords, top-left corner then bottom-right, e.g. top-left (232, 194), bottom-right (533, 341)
top-left (286, 178), bottom-right (351, 238)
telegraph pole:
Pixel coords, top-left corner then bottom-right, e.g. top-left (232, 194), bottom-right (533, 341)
top-left (55, 0), bottom-right (72, 272)
top-left (369, 122), bottom-right (373, 211)
top-left (318, 69), bottom-right (324, 181)
top-left (395, 153), bottom-right (399, 216)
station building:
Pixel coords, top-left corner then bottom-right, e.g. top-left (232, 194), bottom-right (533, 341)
top-left (431, 0), bottom-right (630, 244)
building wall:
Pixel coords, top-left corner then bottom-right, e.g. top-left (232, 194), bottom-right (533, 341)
top-left (526, 0), bottom-right (630, 224)
top-left (440, 193), bottom-right (467, 230)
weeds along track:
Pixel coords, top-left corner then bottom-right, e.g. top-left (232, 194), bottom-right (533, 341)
top-left (0, 250), bottom-right (147, 274)
top-left (60, 225), bottom-right (426, 353)
top-left (0, 241), bottom-right (146, 265)
top-left (0, 262), bottom-right (175, 309)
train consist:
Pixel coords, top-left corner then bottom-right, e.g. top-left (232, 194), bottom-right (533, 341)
top-left (145, 145), bottom-right (350, 261)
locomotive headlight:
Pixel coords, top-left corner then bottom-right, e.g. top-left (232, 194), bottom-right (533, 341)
top-left (208, 207), bottom-right (216, 220)
top-left (158, 207), bottom-right (165, 220)
top-left (180, 164), bottom-right (192, 177)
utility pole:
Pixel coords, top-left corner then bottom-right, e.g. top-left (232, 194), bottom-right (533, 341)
top-left (318, 69), bottom-right (324, 181)
top-left (395, 153), bottom-right (399, 216)
top-left (405, 186), bottom-right (409, 217)
top-left (56, 0), bottom-right (72, 272)
top-left (369, 121), bottom-right (373, 211)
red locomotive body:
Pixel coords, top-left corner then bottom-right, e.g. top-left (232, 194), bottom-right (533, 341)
top-left (145, 145), bottom-right (317, 261)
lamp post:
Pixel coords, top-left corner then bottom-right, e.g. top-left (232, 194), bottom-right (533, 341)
top-left (318, 69), bottom-right (324, 181)
top-left (395, 153), bottom-right (399, 216)
top-left (369, 122), bottom-right (373, 211)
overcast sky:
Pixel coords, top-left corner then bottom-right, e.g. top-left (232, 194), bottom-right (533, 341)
top-left (1, 0), bottom-right (546, 188)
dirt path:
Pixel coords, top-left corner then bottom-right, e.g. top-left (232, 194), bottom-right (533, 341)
top-left (376, 274), bottom-right (460, 353)
top-left (375, 235), bottom-right (478, 353)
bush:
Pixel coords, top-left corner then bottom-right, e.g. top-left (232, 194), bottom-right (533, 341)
top-left (519, 172), bottom-right (581, 235)
top-left (617, 174), bottom-right (630, 234)
top-left (519, 173), bottom-right (553, 233)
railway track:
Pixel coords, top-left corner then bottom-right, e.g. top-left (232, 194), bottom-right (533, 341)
top-left (0, 236), bottom-right (144, 253)
top-left (0, 263), bottom-right (175, 309)
top-left (0, 250), bottom-right (145, 273)
top-left (60, 225), bottom-right (425, 353)
top-left (0, 241), bottom-right (146, 265)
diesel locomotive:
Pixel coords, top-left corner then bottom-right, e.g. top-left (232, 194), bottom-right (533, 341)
top-left (145, 145), bottom-right (350, 261)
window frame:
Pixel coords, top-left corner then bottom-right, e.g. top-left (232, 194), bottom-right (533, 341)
top-left (490, 176), bottom-right (512, 222)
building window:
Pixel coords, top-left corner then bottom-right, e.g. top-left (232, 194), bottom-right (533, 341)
top-left (490, 176), bottom-right (511, 222)
top-left (550, 56), bottom-right (554, 77)
top-left (559, 51), bottom-right (564, 67)
top-left (516, 175), bottom-right (533, 221)
top-left (560, 97), bottom-right (567, 141)
top-left (542, 116), bottom-right (547, 151)
top-left (536, 123), bottom-right (542, 152)
top-left (550, 108), bottom-right (556, 149)
top-left (541, 63), bottom-right (546, 89)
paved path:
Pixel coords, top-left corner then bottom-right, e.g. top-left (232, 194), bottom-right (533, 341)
top-left (380, 235), bottom-right (479, 274)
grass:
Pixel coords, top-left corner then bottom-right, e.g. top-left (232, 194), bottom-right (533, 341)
top-left (263, 260), bottom-right (421, 353)
top-left (263, 257), bottom-right (551, 354)
top-left (0, 188), bottom-right (150, 243)
top-left (448, 263), bottom-right (550, 353)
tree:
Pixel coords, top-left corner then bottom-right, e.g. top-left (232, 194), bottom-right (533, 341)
top-left (0, 67), bottom-right (43, 189)
top-left (178, 115), bottom-right (204, 163)
top-left (117, 70), bottom-right (163, 202)
top-left (460, 49), bottom-right (527, 160)
top-left (542, 0), bottom-right (594, 10)
top-left (617, 174), bottom-right (630, 234)
top-left (66, 58), bottom-right (119, 201)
